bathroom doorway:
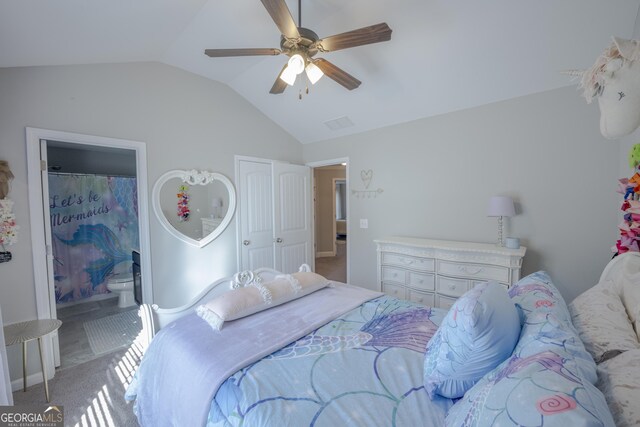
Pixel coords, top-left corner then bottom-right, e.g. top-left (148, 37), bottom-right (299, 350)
top-left (310, 161), bottom-right (348, 283)
top-left (26, 128), bottom-right (152, 373)
top-left (47, 142), bottom-right (142, 369)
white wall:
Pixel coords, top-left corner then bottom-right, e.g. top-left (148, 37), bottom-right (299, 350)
top-left (0, 62), bottom-right (302, 380)
top-left (304, 86), bottom-right (619, 303)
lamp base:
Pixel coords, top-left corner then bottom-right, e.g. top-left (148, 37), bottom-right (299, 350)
top-left (496, 216), bottom-right (504, 247)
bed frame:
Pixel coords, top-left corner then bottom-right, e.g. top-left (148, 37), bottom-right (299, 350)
top-left (138, 264), bottom-right (313, 347)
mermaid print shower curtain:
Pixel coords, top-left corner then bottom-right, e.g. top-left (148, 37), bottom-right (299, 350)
top-left (48, 174), bottom-right (139, 304)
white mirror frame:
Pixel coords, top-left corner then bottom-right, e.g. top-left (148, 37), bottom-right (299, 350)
top-left (152, 169), bottom-right (236, 248)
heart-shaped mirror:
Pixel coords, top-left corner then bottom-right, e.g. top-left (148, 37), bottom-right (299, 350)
top-left (152, 170), bottom-right (236, 247)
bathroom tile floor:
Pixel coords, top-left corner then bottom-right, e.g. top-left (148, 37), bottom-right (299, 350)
top-left (56, 297), bottom-right (138, 370)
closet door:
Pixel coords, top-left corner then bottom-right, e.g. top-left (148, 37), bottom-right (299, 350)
top-left (273, 162), bottom-right (312, 273)
top-left (238, 160), bottom-right (274, 271)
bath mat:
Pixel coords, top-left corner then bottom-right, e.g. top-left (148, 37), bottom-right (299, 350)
top-left (84, 309), bottom-right (141, 356)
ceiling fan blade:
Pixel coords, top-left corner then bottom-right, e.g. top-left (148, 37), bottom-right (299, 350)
top-left (269, 64), bottom-right (289, 94)
top-left (260, 0), bottom-right (300, 40)
top-left (204, 48), bottom-right (281, 57)
top-left (313, 58), bottom-right (361, 90)
top-left (316, 23), bottom-right (392, 52)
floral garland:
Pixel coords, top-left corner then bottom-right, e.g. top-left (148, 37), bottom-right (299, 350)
top-left (177, 184), bottom-right (190, 222)
top-left (0, 198), bottom-right (18, 248)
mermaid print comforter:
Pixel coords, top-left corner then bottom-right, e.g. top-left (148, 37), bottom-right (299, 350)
top-left (206, 296), bottom-right (453, 426)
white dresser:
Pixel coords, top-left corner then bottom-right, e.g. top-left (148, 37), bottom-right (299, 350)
top-left (375, 237), bottom-right (526, 309)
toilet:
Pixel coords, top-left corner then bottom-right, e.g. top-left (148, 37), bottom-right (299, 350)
top-left (107, 273), bottom-right (136, 308)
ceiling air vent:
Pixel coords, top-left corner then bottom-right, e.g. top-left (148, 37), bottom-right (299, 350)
top-left (324, 116), bottom-right (354, 131)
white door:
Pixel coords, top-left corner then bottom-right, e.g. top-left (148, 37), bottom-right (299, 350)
top-left (238, 160), bottom-right (274, 271)
top-left (39, 140), bottom-right (61, 367)
top-left (273, 162), bottom-right (313, 273)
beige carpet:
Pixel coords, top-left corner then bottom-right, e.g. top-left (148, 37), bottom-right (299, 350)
top-left (315, 241), bottom-right (347, 282)
top-left (13, 342), bottom-right (142, 426)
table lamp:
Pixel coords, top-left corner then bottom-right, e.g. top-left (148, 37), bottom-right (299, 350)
top-left (487, 196), bottom-right (515, 246)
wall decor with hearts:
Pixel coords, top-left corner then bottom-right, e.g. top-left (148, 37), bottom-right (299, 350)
top-left (352, 169), bottom-right (384, 199)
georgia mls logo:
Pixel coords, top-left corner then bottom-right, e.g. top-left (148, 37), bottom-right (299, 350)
top-left (0, 404), bottom-right (64, 427)
top-left (44, 406), bottom-right (62, 416)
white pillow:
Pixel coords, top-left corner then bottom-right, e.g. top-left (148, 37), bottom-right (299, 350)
top-left (596, 348), bottom-right (640, 427)
top-left (196, 272), bottom-right (329, 330)
top-left (569, 281), bottom-right (639, 363)
top-left (620, 258), bottom-right (640, 338)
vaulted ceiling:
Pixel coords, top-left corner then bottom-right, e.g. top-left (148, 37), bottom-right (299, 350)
top-left (1, 0), bottom-right (638, 143)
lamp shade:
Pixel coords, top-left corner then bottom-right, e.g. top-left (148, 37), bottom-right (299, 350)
top-left (279, 66), bottom-right (297, 86)
top-left (487, 196), bottom-right (515, 217)
top-left (287, 54), bottom-right (305, 75)
top-left (305, 62), bottom-right (324, 84)
top-left (211, 197), bottom-right (223, 208)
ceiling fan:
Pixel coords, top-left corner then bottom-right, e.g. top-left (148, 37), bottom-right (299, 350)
top-left (204, 0), bottom-right (392, 94)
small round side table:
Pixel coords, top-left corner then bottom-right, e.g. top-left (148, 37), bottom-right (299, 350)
top-left (3, 319), bottom-right (62, 402)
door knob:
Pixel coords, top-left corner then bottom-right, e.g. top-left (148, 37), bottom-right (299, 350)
top-left (243, 240), bottom-right (250, 246)
top-left (275, 237), bottom-right (283, 243)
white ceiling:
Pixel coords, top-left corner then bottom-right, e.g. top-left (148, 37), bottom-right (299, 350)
top-left (1, 0), bottom-right (639, 143)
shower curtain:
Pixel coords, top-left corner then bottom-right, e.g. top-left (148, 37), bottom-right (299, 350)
top-left (48, 173), bottom-right (139, 304)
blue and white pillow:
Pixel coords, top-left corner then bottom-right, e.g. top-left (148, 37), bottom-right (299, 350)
top-left (445, 311), bottom-right (613, 426)
top-left (508, 271), bottom-right (572, 325)
top-left (423, 282), bottom-right (520, 399)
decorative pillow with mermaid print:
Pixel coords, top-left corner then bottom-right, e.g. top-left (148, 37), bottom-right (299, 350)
top-left (445, 311), bottom-right (615, 427)
top-left (423, 282), bottom-right (520, 399)
top-left (508, 271), bottom-right (572, 325)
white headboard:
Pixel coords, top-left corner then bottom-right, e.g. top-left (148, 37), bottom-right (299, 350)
top-left (138, 264), bottom-right (313, 341)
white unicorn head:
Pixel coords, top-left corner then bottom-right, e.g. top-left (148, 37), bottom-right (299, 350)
top-left (568, 37), bottom-right (640, 139)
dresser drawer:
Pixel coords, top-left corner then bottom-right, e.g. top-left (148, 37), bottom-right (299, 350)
top-left (436, 294), bottom-right (458, 311)
top-left (437, 276), bottom-right (470, 297)
top-left (382, 266), bottom-right (406, 283)
top-left (407, 289), bottom-right (435, 306)
top-left (437, 260), bottom-right (509, 283)
top-left (382, 253), bottom-right (434, 272)
top-left (382, 283), bottom-right (406, 299)
top-left (407, 272), bottom-right (435, 291)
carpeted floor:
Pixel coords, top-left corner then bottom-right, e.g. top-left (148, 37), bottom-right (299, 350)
top-left (315, 240), bottom-right (347, 282)
top-left (12, 341), bottom-right (142, 427)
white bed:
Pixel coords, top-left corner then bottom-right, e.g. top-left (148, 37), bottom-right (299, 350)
top-left (127, 256), bottom-right (640, 426)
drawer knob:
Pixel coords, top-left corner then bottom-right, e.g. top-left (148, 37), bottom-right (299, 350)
top-left (403, 259), bottom-right (414, 265)
top-left (448, 284), bottom-right (456, 290)
top-left (418, 279), bottom-right (423, 284)
top-left (393, 273), bottom-right (398, 278)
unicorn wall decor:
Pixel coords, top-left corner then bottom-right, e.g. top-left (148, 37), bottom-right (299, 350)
top-left (565, 37), bottom-right (640, 139)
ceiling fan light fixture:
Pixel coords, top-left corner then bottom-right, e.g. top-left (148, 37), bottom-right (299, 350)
top-left (287, 54), bottom-right (305, 75)
top-left (305, 62), bottom-right (324, 84)
top-left (279, 66), bottom-right (297, 86)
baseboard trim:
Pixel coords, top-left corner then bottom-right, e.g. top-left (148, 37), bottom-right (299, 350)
top-left (11, 371), bottom-right (51, 392)
top-left (316, 251), bottom-right (336, 258)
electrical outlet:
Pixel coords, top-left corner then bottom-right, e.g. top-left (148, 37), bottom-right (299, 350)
top-left (360, 219), bottom-right (368, 229)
